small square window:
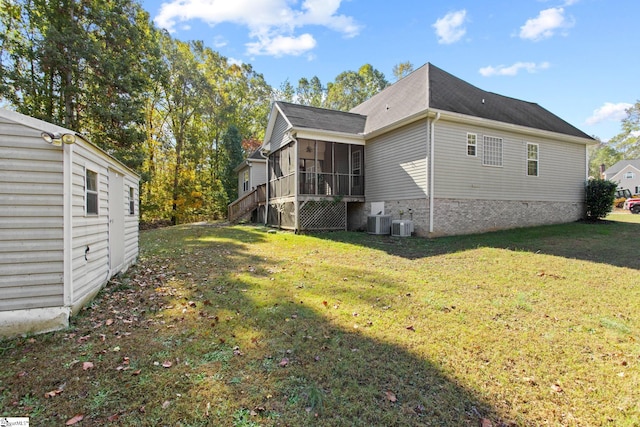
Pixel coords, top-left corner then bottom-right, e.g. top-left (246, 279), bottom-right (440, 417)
top-left (86, 169), bottom-right (98, 215)
top-left (467, 133), bottom-right (477, 156)
top-left (624, 171), bottom-right (635, 179)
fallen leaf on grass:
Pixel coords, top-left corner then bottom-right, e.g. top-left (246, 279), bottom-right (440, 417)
top-left (551, 383), bottom-right (563, 393)
top-left (481, 418), bottom-right (493, 427)
top-left (162, 360), bottom-right (172, 368)
top-left (66, 414), bottom-right (84, 425)
top-left (385, 390), bottom-right (397, 402)
top-left (107, 413), bottom-right (120, 422)
top-left (279, 358), bottom-right (289, 367)
top-left (44, 388), bottom-right (64, 398)
top-left (132, 369), bottom-right (142, 376)
top-left (406, 325), bottom-right (415, 331)
top-left (82, 361), bottom-right (94, 371)
top-left (322, 301), bottom-right (328, 307)
top-left (106, 318), bottom-right (114, 326)
top-left (162, 400), bottom-right (171, 409)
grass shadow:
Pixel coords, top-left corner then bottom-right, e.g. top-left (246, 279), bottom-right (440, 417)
top-left (0, 224), bottom-right (505, 426)
top-left (310, 217), bottom-right (640, 270)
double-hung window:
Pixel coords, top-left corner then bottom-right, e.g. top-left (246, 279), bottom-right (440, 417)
top-left (129, 186), bottom-right (135, 215)
top-left (624, 171), bottom-right (635, 179)
top-left (242, 170), bottom-right (250, 192)
top-left (467, 133), bottom-right (477, 156)
top-left (483, 135), bottom-right (503, 167)
top-left (85, 169), bottom-right (98, 215)
top-left (527, 143), bottom-right (539, 177)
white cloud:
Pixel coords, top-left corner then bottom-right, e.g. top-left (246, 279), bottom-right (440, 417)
top-left (585, 102), bottom-right (633, 125)
top-left (519, 7), bottom-right (574, 41)
top-left (432, 10), bottom-right (468, 44)
top-left (479, 62), bottom-right (550, 77)
top-left (247, 33), bottom-right (317, 57)
top-left (212, 36), bottom-right (227, 48)
top-left (154, 0), bottom-right (360, 57)
top-left (227, 57), bottom-right (243, 67)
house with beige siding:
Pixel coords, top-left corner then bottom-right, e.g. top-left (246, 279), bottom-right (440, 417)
top-left (602, 160), bottom-right (640, 195)
top-left (231, 63), bottom-right (595, 236)
top-left (0, 109), bottom-right (139, 337)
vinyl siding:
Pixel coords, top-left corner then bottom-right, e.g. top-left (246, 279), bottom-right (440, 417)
top-left (0, 122), bottom-right (64, 311)
top-left (269, 113), bottom-right (290, 152)
top-left (124, 174), bottom-right (139, 269)
top-left (433, 119), bottom-right (586, 202)
top-left (250, 161), bottom-right (267, 189)
top-left (609, 165), bottom-right (640, 193)
top-left (365, 119), bottom-right (428, 201)
top-left (70, 141), bottom-right (140, 308)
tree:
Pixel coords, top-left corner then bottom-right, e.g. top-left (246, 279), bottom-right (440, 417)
top-left (297, 76), bottom-right (324, 107)
top-left (392, 61), bottom-right (414, 81)
top-left (325, 64), bottom-right (388, 111)
top-left (221, 125), bottom-right (244, 203)
top-left (0, 0), bottom-right (158, 169)
top-left (276, 79), bottom-right (295, 102)
top-left (608, 101), bottom-right (640, 159)
top-left (587, 139), bottom-right (622, 178)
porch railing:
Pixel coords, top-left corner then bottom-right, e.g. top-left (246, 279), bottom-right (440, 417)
top-left (228, 184), bottom-right (266, 223)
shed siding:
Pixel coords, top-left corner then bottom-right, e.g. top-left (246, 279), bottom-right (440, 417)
top-left (124, 174), bottom-right (139, 268)
top-left (269, 113), bottom-right (290, 152)
top-left (365, 119), bottom-right (428, 201)
top-left (0, 125), bottom-right (64, 311)
top-left (70, 143), bottom-right (111, 308)
top-left (433, 119), bottom-right (586, 202)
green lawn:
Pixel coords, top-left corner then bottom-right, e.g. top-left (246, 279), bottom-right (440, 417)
top-left (1, 215), bottom-right (639, 426)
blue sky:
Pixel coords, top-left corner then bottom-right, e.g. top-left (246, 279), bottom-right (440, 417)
top-left (141, 0), bottom-right (639, 142)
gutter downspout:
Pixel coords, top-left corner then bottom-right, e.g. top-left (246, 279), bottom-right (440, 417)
top-left (429, 112), bottom-right (441, 234)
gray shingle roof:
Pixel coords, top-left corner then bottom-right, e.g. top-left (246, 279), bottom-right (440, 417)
top-left (351, 63), bottom-right (594, 140)
top-left (276, 101), bottom-right (366, 135)
top-left (604, 159), bottom-right (640, 176)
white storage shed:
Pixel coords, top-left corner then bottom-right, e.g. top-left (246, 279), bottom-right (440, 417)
top-left (0, 109), bottom-right (139, 337)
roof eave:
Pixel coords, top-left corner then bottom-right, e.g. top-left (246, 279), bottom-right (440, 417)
top-left (293, 127), bottom-right (366, 145)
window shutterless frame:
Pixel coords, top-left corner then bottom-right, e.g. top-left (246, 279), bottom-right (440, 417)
top-left (85, 168), bottom-right (99, 215)
top-left (527, 143), bottom-right (539, 177)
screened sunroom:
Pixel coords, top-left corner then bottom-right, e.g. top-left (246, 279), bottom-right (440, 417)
top-left (266, 138), bottom-right (365, 231)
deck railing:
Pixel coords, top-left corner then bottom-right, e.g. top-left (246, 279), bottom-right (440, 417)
top-left (228, 184), bottom-right (266, 223)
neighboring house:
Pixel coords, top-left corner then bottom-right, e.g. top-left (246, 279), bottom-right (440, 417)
top-left (231, 63), bottom-right (595, 236)
top-left (602, 160), bottom-right (640, 195)
top-left (0, 109), bottom-right (139, 337)
top-left (235, 149), bottom-right (267, 197)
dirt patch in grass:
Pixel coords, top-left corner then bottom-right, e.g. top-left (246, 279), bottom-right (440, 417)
top-left (1, 220), bottom-right (639, 426)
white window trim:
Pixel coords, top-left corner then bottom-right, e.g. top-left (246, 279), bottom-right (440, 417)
top-left (482, 135), bottom-right (503, 167)
top-left (527, 142), bottom-right (539, 177)
top-left (242, 170), bottom-right (250, 192)
top-left (466, 133), bottom-right (477, 157)
top-left (128, 185), bottom-right (135, 215)
top-left (624, 171), bottom-right (635, 179)
top-left (85, 167), bottom-right (99, 216)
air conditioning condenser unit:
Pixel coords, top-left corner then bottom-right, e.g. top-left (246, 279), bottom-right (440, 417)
top-left (391, 220), bottom-right (413, 237)
top-left (367, 215), bottom-right (391, 235)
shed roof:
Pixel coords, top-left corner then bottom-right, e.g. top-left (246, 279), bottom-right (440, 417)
top-left (0, 108), bottom-right (140, 178)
